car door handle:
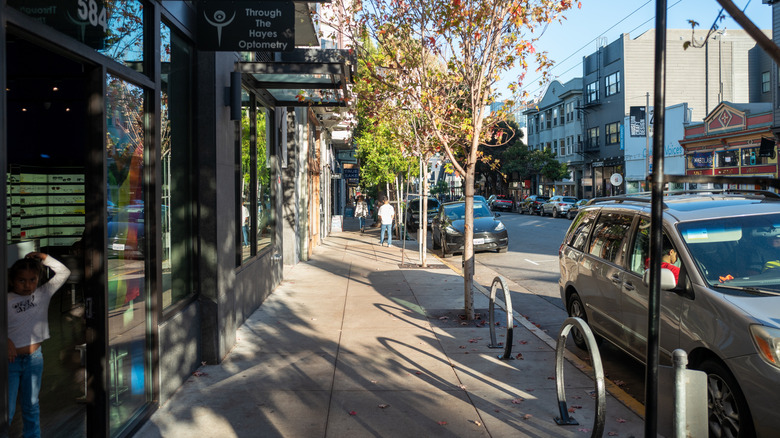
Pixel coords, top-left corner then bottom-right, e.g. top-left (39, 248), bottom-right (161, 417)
top-left (623, 281), bottom-right (636, 291)
top-left (611, 274), bottom-right (621, 284)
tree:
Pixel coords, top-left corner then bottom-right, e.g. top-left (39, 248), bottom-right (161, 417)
top-left (336, 0), bottom-right (578, 319)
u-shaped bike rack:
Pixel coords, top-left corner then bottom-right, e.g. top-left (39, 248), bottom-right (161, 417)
top-left (554, 317), bottom-right (606, 438)
top-left (486, 276), bottom-right (514, 360)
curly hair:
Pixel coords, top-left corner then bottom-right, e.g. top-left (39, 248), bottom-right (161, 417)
top-left (8, 257), bottom-right (44, 290)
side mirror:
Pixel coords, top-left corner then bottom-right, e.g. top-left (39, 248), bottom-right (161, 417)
top-left (494, 213), bottom-right (501, 217)
top-left (643, 268), bottom-right (677, 290)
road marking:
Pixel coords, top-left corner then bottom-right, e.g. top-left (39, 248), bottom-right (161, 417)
top-left (525, 258), bottom-right (557, 265)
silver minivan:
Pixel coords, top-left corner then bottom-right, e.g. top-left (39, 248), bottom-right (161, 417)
top-left (559, 192), bottom-right (780, 438)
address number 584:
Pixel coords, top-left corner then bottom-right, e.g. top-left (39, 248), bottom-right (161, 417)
top-left (76, 0), bottom-right (108, 32)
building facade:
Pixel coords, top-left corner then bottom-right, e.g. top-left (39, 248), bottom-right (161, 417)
top-left (1, 2), bottom-right (352, 437)
top-left (523, 78), bottom-right (584, 198)
top-left (581, 28), bottom-right (773, 198)
top-left (680, 102), bottom-right (778, 183)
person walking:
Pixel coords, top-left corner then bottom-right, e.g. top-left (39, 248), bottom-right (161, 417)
top-left (377, 197), bottom-right (395, 247)
top-left (354, 195), bottom-right (369, 233)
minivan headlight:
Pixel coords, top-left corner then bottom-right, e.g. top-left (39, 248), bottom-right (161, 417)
top-left (750, 325), bottom-right (780, 369)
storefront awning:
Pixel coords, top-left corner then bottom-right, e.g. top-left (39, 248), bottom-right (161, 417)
top-left (238, 49), bottom-right (355, 107)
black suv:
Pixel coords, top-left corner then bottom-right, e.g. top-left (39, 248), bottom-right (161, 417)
top-left (518, 195), bottom-right (549, 215)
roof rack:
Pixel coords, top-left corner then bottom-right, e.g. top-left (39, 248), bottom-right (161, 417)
top-left (587, 195), bottom-right (668, 209)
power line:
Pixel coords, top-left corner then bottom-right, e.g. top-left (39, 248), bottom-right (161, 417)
top-left (519, 0), bottom-right (686, 100)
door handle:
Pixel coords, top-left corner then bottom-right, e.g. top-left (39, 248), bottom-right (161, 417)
top-left (611, 274), bottom-right (621, 284)
top-left (623, 282), bottom-right (636, 291)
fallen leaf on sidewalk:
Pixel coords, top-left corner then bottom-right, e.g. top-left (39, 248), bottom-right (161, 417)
top-left (547, 376), bottom-right (556, 380)
top-left (378, 404), bottom-right (390, 409)
top-left (192, 371), bottom-right (207, 377)
top-left (616, 418), bottom-right (627, 423)
top-left (458, 384), bottom-right (467, 390)
top-left (437, 421), bottom-right (447, 426)
top-left (578, 428), bottom-right (590, 433)
top-left (439, 316), bottom-right (449, 320)
top-left (349, 411), bottom-right (357, 416)
top-left (608, 432), bottom-right (618, 436)
top-left (518, 340), bottom-right (528, 345)
top-left (613, 380), bottom-right (626, 387)
top-left (511, 398), bottom-right (524, 404)
top-left (459, 346), bottom-right (466, 349)
top-left (523, 414), bottom-right (533, 420)
top-left (471, 420), bottom-right (482, 426)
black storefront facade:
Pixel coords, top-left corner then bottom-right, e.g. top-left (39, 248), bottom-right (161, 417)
top-left (1, 2), bottom-right (351, 437)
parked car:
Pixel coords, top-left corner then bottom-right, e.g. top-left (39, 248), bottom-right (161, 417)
top-left (518, 195), bottom-right (549, 215)
top-left (566, 198), bottom-right (590, 220)
top-left (459, 195), bottom-right (487, 205)
top-left (432, 201), bottom-right (508, 257)
top-left (559, 192), bottom-right (780, 437)
top-left (405, 197), bottom-right (440, 231)
top-left (540, 196), bottom-right (578, 218)
top-left (491, 195), bottom-right (514, 212)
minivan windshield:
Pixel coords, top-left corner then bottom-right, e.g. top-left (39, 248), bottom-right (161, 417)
top-left (679, 213), bottom-right (780, 291)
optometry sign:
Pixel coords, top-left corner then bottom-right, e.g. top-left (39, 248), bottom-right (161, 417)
top-left (198, 1), bottom-right (295, 51)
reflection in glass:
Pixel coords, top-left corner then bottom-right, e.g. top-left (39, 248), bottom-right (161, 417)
top-left (161, 21), bottom-right (194, 309)
top-left (9, 1), bottom-right (145, 73)
top-left (256, 106), bottom-right (273, 250)
top-left (241, 92), bottom-right (253, 261)
top-left (106, 75), bottom-right (149, 435)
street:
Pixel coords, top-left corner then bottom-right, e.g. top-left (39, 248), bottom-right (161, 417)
top-left (427, 210), bottom-right (648, 405)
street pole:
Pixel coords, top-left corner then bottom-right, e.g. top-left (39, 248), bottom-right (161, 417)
top-left (645, 92), bottom-right (650, 191)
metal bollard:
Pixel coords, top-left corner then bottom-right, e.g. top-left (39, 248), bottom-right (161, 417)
top-left (674, 349), bottom-right (687, 438)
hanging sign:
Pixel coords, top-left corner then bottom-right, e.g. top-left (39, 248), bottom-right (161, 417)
top-left (198, 1), bottom-right (295, 51)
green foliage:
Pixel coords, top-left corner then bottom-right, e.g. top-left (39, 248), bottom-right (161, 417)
top-left (354, 120), bottom-right (418, 188)
top-left (430, 179), bottom-right (450, 197)
top-left (501, 141), bottom-right (568, 182)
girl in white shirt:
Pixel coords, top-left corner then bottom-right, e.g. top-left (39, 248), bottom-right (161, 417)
top-left (7, 252), bottom-right (70, 437)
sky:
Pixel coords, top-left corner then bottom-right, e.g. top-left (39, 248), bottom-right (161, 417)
top-left (507, 0), bottom-right (774, 101)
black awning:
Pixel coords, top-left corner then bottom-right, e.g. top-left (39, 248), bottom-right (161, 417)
top-left (237, 48), bottom-right (355, 107)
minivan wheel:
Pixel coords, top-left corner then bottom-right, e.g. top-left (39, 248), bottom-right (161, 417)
top-left (699, 360), bottom-right (754, 438)
top-left (567, 293), bottom-right (590, 350)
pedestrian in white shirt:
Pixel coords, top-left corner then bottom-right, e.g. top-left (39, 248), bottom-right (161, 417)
top-left (377, 197), bottom-right (395, 247)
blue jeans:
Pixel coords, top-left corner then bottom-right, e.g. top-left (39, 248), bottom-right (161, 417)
top-left (8, 348), bottom-right (43, 438)
top-left (358, 216), bottom-right (365, 230)
top-left (242, 225), bottom-right (249, 246)
top-left (380, 223), bottom-right (393, 246)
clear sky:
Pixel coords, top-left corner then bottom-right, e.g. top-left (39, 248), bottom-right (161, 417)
top-left (507, 0), bottom-right (774, 101)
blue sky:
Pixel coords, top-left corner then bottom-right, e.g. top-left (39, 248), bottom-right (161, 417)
top-left (507, 0), bottom-right (774, 100)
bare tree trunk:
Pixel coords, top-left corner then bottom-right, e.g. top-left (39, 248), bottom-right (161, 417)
top-left (463, 163), bottom-right (476, 320)
top-left (420, 162), bottom-right (429, 267)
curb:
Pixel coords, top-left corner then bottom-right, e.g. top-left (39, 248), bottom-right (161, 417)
top-left (432, 251), bottom-right (646, 419)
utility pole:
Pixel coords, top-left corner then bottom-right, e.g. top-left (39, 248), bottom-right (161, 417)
top-left (645, 92), bottom-right (651, 189)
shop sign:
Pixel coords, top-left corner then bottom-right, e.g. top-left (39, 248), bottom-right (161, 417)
top-left (716, 168), bottom-right (739, 175)
top-left (331, 173), bottom-right (342, 179)
top-left (688, 169), bottom-right (713, 175)
top-left (198, 1), bottom-right (295, 51)
top-left (9, 0), bottom-right (107, 49)
top-left (742, 165), bottom-right (777, 174)
top-left (343, 168), bottom-right (359, 184)
top-left (691, 152), bottom-right (713, 168)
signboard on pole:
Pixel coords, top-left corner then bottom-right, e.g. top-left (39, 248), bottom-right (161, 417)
top-left (198, 1), bottom-right (295, 51)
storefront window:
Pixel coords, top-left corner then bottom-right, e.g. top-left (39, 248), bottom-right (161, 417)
top-left (741, 147), bottom-right (772, 166)
top-left (717, 150), bottom-right (739, 167)
top-left (9, 1), bottom-right (145, 73)
top-left (256, 105), bottom-right (273, 251)
top-left (160, 22), bottom-right (194, 310)
top-left (106, 75), bottom-right (150, 435)
top-left (240, 90), bottom-right (253, 262)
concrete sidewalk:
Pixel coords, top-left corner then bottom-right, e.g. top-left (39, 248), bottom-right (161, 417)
top-left (135, 218), bottom-right (645, 437)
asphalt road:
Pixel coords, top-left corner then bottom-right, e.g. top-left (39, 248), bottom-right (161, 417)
top-left (468, 210), bottom-right (648, 405)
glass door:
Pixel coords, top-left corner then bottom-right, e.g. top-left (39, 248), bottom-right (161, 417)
top-left (105, 75), bottom-right (150, 435)
top-left (5, 35), bottom-right (89, 437)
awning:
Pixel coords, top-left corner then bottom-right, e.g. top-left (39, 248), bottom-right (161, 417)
top-left (237, 48), bottom-right (355, 108)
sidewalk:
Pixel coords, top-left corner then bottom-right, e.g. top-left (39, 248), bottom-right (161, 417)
top-left (135, 218), bottom-right (645, 437)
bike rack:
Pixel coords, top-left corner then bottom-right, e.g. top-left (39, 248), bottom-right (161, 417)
top-left (473, 276), bottom-right (514, 360)
top-left (554, 317), bottom-right (606, 438)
